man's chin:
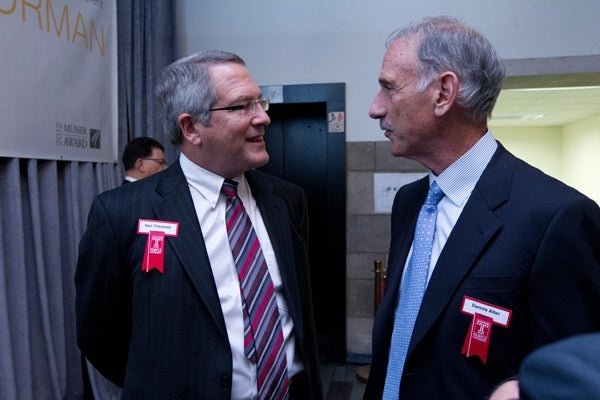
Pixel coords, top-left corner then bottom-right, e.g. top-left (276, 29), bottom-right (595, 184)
top-left (252, 153), bottom-right (270, 169)
top-left (389, 143), bottom-right (408, 158)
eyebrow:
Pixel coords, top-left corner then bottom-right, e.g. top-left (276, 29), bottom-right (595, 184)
top-left (378, 74), bottom-right (396, 85)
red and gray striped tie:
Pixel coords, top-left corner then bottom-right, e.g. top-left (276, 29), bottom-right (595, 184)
top-left (222, 179), bottom-right (289, 399)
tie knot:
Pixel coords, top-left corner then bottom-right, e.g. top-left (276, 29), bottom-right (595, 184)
top-left (222, 179), bottom-right (239, 198)
top-left (425, 181), bottom-right (444, 205)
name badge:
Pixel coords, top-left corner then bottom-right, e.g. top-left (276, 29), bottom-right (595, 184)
top-left (137, 219), bottom-right (179, 235)
top-left (460, 296), bottom-right (512, 363)
top-left (137, 219), bottom-right (179, 273)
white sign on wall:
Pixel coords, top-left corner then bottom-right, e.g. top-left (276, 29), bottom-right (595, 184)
top-left (328, 111), bottom-right (345, 133)
top-left (373, 172), bottom-right (427, 213)
top-left (0, 0), bottom-right (118, 163)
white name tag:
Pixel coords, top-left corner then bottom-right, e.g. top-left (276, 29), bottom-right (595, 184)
top-left (137, 219), bottom-right (179, 236)
top-left (461, 296), bottom-right (512, 327)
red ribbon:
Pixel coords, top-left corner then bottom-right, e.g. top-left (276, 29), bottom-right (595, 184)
top-left (141, 230), bottom-right (166, 273)
top-left (461, 312), bottom-right (493, 364)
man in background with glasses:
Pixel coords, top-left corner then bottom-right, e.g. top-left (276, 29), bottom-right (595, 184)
top-left (75, 50), bottom-right (323, 399)
top-left (121, 136), bottom-right (167, 185)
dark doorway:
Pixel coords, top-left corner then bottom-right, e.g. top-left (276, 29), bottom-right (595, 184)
top-left (259, 83), bottom-right (346, 362)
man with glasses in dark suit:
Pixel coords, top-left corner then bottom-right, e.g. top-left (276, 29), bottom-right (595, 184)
top-left (121, 137), bottom-right (167, 184)
top-left (76, 51), bottom-right (323, 399)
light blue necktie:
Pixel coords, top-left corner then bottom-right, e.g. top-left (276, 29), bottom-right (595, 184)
top-left (383, 181), bottom-right (444, 399)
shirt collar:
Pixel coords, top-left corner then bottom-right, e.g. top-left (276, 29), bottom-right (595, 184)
top-left (432, 130), bottom-right (497, 207)
top-left (179, 153), bottom-right (246, 208)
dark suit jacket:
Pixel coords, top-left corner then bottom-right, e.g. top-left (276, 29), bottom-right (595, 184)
top-left (519, 332), bottom-right (600, 399)
top-left (75, 161), bottom-right (323, 399)
top-left (364, 144), bottom-right (600, 399)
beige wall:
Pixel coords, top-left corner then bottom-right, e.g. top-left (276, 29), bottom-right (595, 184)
top-left (563, 115), bottom-right (600, 204)
top-left (493, 115), bottom-right (600, 205)
top-left (493, 126), bottom-right (563, 180)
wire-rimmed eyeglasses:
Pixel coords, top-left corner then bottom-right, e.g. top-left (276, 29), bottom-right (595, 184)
top-left (142, 158), bottom-right (167, 166)
top-left (209, 98), bottom-right (270, 115)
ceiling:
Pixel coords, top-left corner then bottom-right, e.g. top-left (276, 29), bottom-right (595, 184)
top-left (488, 73), bottom-right (600, 128)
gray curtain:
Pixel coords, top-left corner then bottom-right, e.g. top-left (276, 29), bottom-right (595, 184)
top-left (0, 159), bottom-right (119, 399)
top-left (0, 1), bottom-right (174, 399)
top-left (118, 0), bottom-right (177, 162)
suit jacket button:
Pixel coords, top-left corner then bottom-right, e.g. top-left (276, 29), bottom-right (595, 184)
top-left (220, 376), bottom-right (231, 387)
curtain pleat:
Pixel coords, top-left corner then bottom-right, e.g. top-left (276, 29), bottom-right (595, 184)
top-left (0, 158), bottom-right (28, 399)
top-left (27, 159), bottom-right (63, 399)
top-left (0, 159), bottom-right (120, 400)
top-left (118, 0), bottom-right (176, 160)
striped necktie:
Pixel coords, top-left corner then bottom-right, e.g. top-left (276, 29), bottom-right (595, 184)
top-left (383, 181), bottom-right (444, 399)
top-left (222, 179), bottom-right (289, 399)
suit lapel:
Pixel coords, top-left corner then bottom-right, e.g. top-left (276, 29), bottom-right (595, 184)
top-left (151, 162), bottom-right (228, 339)
top-left (409, 146), bottom-right (515, 355)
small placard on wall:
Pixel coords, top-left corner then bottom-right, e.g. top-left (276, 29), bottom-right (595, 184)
top-left (374, 172), bottom-right (427, 213)
top-left (262, 85), bottom-right (284, 104)
top-left (328, 111), bottom-right (345, 133)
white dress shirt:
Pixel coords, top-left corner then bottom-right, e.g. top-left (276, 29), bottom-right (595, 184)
top-left (180, 154), bottom-right (302, 399)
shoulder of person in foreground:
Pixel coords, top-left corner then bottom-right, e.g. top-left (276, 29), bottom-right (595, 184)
top-left (518, 333), bottom-right (600, 400)
top-left (489, 333), bottom-right (600, 400)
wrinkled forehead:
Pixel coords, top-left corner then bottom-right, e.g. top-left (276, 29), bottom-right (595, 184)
top-left (383, 34), bottom-right (420, 64)
top-left (380, 37), bottom-right (420, 78)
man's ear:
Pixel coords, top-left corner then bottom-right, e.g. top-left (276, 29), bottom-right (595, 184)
top-left (178, 113), bottom-right (201, 145)
top-left (135, 158), bottom-right (146, 174)
top-left (433, 71), bottom-right (459, 117)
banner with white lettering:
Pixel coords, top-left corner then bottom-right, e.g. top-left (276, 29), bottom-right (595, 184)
top-left (0, 0), bottom-right (118, 162)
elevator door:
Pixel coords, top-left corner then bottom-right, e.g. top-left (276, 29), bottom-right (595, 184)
top-left (259, 101), bottom-right (346, 362)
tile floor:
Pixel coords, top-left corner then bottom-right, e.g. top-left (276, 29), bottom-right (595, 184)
top-left (320, 363), bottom-right (367, 400)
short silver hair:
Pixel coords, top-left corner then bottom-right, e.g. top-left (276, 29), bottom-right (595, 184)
top-left (155, 50), bottom-right (246, 145)
top-left (386, 16), bottom-right (505, 123)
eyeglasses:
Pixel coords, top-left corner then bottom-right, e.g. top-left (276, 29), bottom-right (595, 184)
top-left (209, 98), bottom-right (270, 115)
top-left (142, 158), bottom-right (167, 166)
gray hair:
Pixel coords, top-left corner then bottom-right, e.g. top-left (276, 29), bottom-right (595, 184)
top-left (386, 16), bottom-right (505, 123)
top-left (155, 50), bottom-right (246, 145)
